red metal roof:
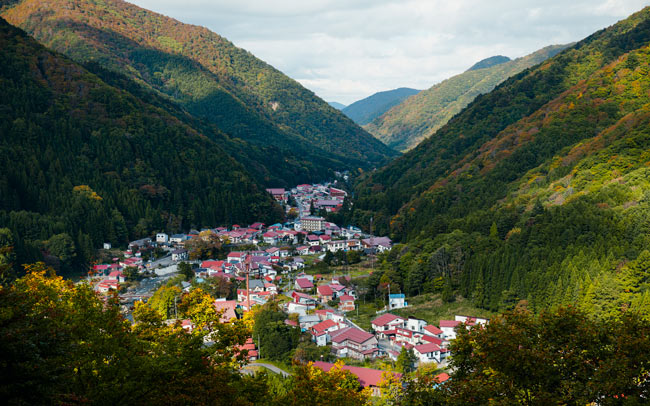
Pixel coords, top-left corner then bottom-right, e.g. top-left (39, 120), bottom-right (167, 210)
top-left (330, 326), bottom-right (374, 344)
top-left (372, 313), bottom-right (405, 327)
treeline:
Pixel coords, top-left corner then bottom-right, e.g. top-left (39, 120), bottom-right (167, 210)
top-left (2, 264), bottom-right (648, 405)
top-left (0, 19), bottom-right (282, 276)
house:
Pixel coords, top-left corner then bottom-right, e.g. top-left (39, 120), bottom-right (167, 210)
top-left (455, 315), bottom-right (490, 326)
top-left (227, 252), bottom-right (247, 264)
top-left (294, 278), bottom-right (314, 291)
top-left (249, 222), bottom-right (265, 230)
top-left (310, 319), bottom-right (341, 346)
top-left (291, 291), bottom-right (318, 306)
top-left (317, 285), bottom-right (334, 303)
top-left (287, 302), bottom-right (310, 316)
top-left (201, 260), bottom-right (225, 271)
top-left (213, 299), bottom-right (238, 323)
top-left (95, 279), bottom-right (118, 293)
top-left (413, 343), bottom-right (449, 364)
top-left (262, 231), bottom-right (279, 245)
top-left (319, 235), bottom-right (332, 244)
top-left (423, 325), bottom-right (444, 339)
top-left (326, 240), bottom-right (347, 253)
top-left (306, 234), bottom-right (320, 246)
top-left (156, 233), bottom-right (169, 243)
top-left (338, 294), bottom-right (355, 312)
top-left (299, 314), bottom-right (321, 330)
top-left (296, 245), bottom-right (310, 255)
top-left (170, 234), bottom-right (187, 244)
top-left (128, 237), bottom-right (152, 251)
top-left (405, 316), bottom-right (427, 333)
top-left (312, 362), bottom-right (399, 397)
top-left (266, 188), bottom-right (287, 202)
top-left (108, 270), bottom-right (126, 283)
top-left (248, 279), bottom-right (265, 292)
top-left (329, 187), bottom-right (347, 198)
top-left (330, 327), bottom-right (379, 360)
top-left (362, 236), bottom-right (392, 253)
top-left (371, 313), bottom-right (406, 338)
top-left (171, 249), bottom-right (188, 261)
top-left (301, 216), bottom-right (325, 232)
top-left (239, 338), bottom-right (259, 361)
top-left (439, 320), bottom-right (462, 340)
top-left (388, 293), bottom-right (407, 310)
top-left (103, 242), bottom-right (112, 250)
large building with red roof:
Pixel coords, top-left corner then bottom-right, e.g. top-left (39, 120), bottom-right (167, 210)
top-left (330, 326), bottom-right (379, 360)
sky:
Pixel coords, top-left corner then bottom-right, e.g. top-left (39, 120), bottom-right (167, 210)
top-left (129, 0), bottom-right (649, 105)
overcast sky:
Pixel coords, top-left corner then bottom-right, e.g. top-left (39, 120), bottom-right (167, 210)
top-left (129, 0), bottom-right (648, 105)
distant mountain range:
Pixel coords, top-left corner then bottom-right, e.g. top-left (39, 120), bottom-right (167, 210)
top-left (328, 101), bottom-right (346, 110)
top-left (364, 45), bottom-right (569, 151)
top-left (342, 88), bottom-right (420, 126)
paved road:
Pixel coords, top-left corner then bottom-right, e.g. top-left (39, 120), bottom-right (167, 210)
top-left (242, 362), bottom-right (292, 377)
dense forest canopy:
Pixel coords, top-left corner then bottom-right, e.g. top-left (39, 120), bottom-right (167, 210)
top-left (341, 6), bottom-right (650, 316)
top-left (0, 18), bottom-right (283, 277)
top-left (2, 0), bottom-right (397, 185)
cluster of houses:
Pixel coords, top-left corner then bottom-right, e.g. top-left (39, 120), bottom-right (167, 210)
top-left (372, 313), bottom-right (489, 364)
top-left (267, 182), bottom-right (348, 214)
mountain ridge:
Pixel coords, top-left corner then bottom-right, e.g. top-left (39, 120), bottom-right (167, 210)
top-left (364, 44), bottom-right (569, 152)
top-left (342, 87), bottom-right (420, 125)
top-left (2, 0), bottom-right (396, 181)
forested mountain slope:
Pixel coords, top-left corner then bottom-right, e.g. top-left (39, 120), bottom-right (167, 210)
top-left (365, 45), bottom-right (568, 152)
top-left (0, 18), bottom-right (283, 275)
top-left (1, 0), bottom-right (396, 182)
top-left (349, 7), bottom-right (650, 316)
top-left (342, 87), bottom-right (420, 125)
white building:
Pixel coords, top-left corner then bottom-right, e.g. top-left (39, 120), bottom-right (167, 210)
top-left (388, 293), bottom-right (407, 310)
top-left (405, 316), bottom-right (427, 333)
top-left (301, 216), bottom-right (325, 232)
top-left (156, 233), bottom-right (169, 243)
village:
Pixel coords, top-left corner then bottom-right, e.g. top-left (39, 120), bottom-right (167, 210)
top-left (89, 180), bottom-right (488, 394)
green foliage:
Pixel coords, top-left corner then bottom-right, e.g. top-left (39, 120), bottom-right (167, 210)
top-left (0, 18), bottom-right (282, 276)
top-left (0, 264), bottom-right (259, 405)
top-left (444, 307), bottom-right (650, 405)
top-left (350, 7), bottom-right (650, 317)
top-left (2, 0), bottom-right (396, 186)
top-left (178, 261), bottom-right (193, 281)
top-left (395, 346), bottom-right (417, 374)
top-left (253, 302), bottom-right (299, 361)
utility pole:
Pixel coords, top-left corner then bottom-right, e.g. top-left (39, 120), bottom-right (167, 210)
top-left (246, 257), bottom-right (251, 313)
top-left (370, 216), bottom-right (374, 272)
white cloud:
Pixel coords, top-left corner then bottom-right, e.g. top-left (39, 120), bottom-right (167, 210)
top-left (128, 0), bottom-right (649, 104)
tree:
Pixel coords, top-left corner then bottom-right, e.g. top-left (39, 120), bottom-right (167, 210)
top-left (178, 261), bottom-right (194, 281)
top-left (0, 228), bottom-right (16, 283)
top-left (122, 266), bottom-right (140, 281)
top-left (279, 361), bottom-right (370, 406)
top-left (1, 263), bottom-right (256, 405)
top-left (396, 346), bottom-right (417, 374)
top-left (252, 301), bottom-right (299, 360)
top-left (444, 307), bottom-right (650, 405)
top-left (148, 284), bottom-right (182, 319)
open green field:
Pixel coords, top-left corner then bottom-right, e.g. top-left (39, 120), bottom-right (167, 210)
top-left (348, 294), bottom-right (496, 330)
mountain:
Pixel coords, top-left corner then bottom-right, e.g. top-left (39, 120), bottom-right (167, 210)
top-left (466, 55), bottom-right (511, 71)
top-left (0, 17), bottom-right (286, 275)
top-left (364, 45), bottom-right (569, 152)
top-left (342, 88), bottom-right (420, 126)
top-left (328, 101), bottom-right (346, 110)
top-left (1, 0), bottom-right (396, 182)
top-left (349, 7), bottom-right (650, 316)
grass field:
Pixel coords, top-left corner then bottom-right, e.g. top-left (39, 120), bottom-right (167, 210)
top-left (348, 293), bottom-right (496, 330)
